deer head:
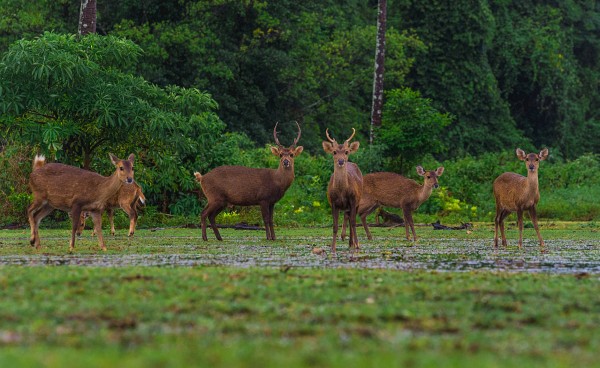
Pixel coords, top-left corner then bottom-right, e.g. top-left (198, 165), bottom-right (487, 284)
top-left (270, 122), bottom-right (303, 169)
top-left (416, 166), bottom-right (445, 189)
top-left (516, 148), bottom-right (548, 174)
top-left (110, 153), bottom-right (135, 184)
top-left (322, 128), bottom-right (360, 167)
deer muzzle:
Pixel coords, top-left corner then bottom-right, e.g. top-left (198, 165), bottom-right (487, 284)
top-left (433, 183), bottom-right (439, 189)
top-left (126, 177), bottom-right (133, 184)
top-left (337, 159), bottom-right (345, 167)
top-left (283, 159), bottom-right (291, 167)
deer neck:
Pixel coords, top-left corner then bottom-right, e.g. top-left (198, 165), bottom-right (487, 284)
top-left (418, 183), bottom-right (432, 204)
top-left (332, 165), bottom-right (350, 189)
top-left (275, 164), bottom-right (295, 189)
top-left (98, 172), bottom-right (125, 203)
top-left (525, 170), bottom-right (540, 195)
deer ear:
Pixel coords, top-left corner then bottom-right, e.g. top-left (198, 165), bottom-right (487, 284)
top-left (322, 141), bottom-right (334, 153)
top-left (416, 166), bottom-right (425, 176)
top-left (516, 148), bottom-right (527, 160)
top-left (270, 146), bottom-right (280, 156)
top-left (539, 148), bottom-right (549, 160)
top-left (109, 153), bottom-right (119, 165)
top-left (128, 153), bottom-right (135, 164)
top-left (436, 167), bottom-right (444, 176)
top-left (349, 141), bottom-right (360, 153)
top-left (293, 146), bottom-right (304, 156)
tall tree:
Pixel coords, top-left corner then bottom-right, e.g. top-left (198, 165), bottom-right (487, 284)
top-left (79, 0), bottom-right (97, 35)
top-left (370, 0), bottom-right (387, 144)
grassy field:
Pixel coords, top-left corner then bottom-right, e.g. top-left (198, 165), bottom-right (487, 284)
top-left (0, 222), bottom-right (599, 367)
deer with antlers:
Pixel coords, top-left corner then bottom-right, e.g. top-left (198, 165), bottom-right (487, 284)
top-left (195, 122), bottom-right (302, 241)
top-left (28, 153), bottom-right (135, 252)
top-left (322, 128), bottom-right (363, 253)
top-left (493, 148), bottom-right (549, 248)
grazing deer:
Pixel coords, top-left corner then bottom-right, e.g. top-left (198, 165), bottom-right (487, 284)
top-left (195, 122), bottom-right (302, 241)
top-left (493, 148), bottom-right (549, 248)
top-left (77, 182), bottom-right (146, 237)
top-left (342, 166), bottom-right (444, 242)
top-left (322, 128), bottom-right (362, 253)
top-left (28, 153), bottom-right (135, 252)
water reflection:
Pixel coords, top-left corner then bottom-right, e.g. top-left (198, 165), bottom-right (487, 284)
top-left (0, 236), bottom-right (599, 274)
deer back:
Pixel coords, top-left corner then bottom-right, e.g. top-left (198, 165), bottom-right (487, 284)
top-left (199, 166), bottom-right (290, 206)
top-left (29, 154), bottom-right (135, 212)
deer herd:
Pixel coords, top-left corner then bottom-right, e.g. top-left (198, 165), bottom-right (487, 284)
top-left (26, 123), bottom-right (549, 253)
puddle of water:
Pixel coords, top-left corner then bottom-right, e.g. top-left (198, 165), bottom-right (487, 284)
top-left (1, 235), bottom-right (599, 274)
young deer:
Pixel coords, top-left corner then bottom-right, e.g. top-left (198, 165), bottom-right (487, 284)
top-left (322, 128), bottom-right (362, 253)
top-left (28, 153), bottom-right (135, 252)
top-left (342, 166), bottom-right (444, 242)
top-left (493, 148), bottom-right (549, 248)
top-left (77, 182), bottom-right (146, 237)
top-left (195, 123), bottom-right (302, 241)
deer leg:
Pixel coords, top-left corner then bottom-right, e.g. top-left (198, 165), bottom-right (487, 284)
top-left (106, 209), bottom-right (115, 236)
top-left (494, 207), bottom-right (501, 247)
top-left (360, 213), bottom-right (372, 241)
top-left (348, 205), bottom-right (360, 250)
top-left (516, 209), bottom-right (524, 248)
top-left (29, 203), bottom-right (53, 249)
top-left (406, 210), bottom-right (417, 242)
top-left (27, 199), bottom-right (45, 247)
top-left (70, 206), bottom-right (83, 252)
top-left (331, 206), bottom-right (340, 254)
top-left (529, 207), bottom-right (544, 248)
top-left (359, 204), bottom-right (378, 241)
top-left (401, 208), bottom-right (412, 241)
top-left (76, 213), bottom-right (86, 237)
top-left (89, 211), bottom-right (107, 251)
top-left (128, 207), bottom-right (138, 237)
top-left (499, 210), bottom-right (510, 247)
top-left (259, 202), bottom-right (272, 240)
top-left (201, 201), bottom-right (224, 241)
top-left (268, 203), bottom-right (276, 240)
top-left (341, 212), bottom-right (348, 241)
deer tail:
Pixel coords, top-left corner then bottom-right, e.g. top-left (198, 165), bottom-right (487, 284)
top-left (33, 155), bottom-right (46, 171)
top-left (193, 172), bottom-right (202, 183)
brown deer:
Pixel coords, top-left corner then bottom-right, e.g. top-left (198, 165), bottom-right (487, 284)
top-left (322, 128), bottom-right (362, 253)
top-left (77, 182), bottom-right (146, 237)
top-left (28, 153), bottom-right (135, 252)
top-left (195, 122), bottom-right (302, 241)
top-left (342, 166), bottom-right (444, 242)
top-left (493, 148), bottom-right (548, 248)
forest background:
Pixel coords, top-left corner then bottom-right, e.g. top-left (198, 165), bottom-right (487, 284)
top-left (0, 0), bottom-right (599, 228)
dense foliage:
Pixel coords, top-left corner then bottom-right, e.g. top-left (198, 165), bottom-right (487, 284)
top-left (0, 1), bottom-right (598, 225)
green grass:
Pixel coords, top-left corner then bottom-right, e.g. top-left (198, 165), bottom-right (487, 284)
top-left (0, 223), bottom-right (599, 367)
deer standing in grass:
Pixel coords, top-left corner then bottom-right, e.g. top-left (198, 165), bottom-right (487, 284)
top-left (342, 166), bottom-right (444, 242)
top-left (195, 123), bottom-right (302, 241)
top-left (77, 182), bottom-right (146, 237)
top-left (493, 148), bottom-right (548, 248)
top-left (28, 153), bottom-right (135, 252)
top-left (322, 128), bottom-right (362, 253)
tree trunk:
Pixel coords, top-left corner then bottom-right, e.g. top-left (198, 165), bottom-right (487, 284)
top-left (370, 0), bottom-right (387, 144)
top-left (78, 0), bottom-right (97, 35)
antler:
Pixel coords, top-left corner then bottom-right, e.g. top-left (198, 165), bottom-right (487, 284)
top-left (273, 122), bottom-right (282, 147)
top-left (291, 121), bottom-right (301, 147)
top-left (344, 128), bottom-right (356, 144)
top-left (325, 128), bottom-right (336, 143)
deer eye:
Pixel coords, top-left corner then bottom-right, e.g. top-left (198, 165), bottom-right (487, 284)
top-left (290, 153), bottom-right (294, 158)
top-left (345, 151), bottom-right (349, 155)
top-left (119, 167), bottom-right (124, 171)
top-left (280, 154), bottom-right (283, 157)
top-left (333, 151), bottom-right (337, 155)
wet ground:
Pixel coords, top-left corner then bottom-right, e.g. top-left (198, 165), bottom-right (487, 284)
top-left (1, 230), bottom-right (599, 274)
